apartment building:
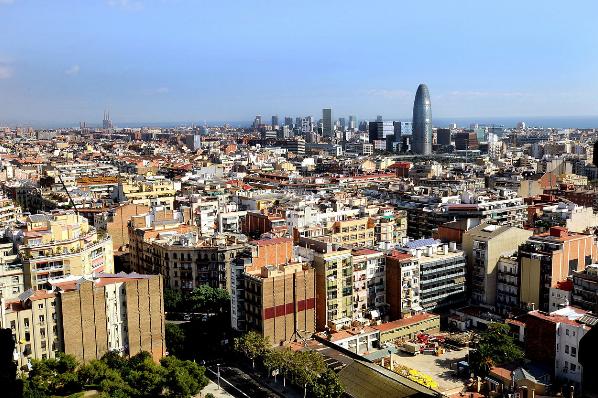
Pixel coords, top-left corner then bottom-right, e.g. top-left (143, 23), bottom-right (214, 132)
top-left (0, 273), bottom-right (165, 367)
top-left (0, 239), bottom-right (24, 300)
top-left (128, 211), bottom-right (247, 291)
top-left (496, 256), bottom-right (520, 315)
top-left (462, 224), bottom-right (532, 308)
top-left (113, 175), bottom-right (177, 209)
top-left (314, 248), bottom-right (353, 331)
top-left (519, 227), bottom-right (598, 312)
top-left (572, 264), bottom-right (598, 312)
top-left (385, 252), bottom-right (421, 320)
top-left (351, 249), bottom-right (386, 321)
top-left (400, 239), bottom-right (467, 312)
top-left (244, 262), bottom-right (315, 346)
top-left (13, 212), bottom-right (114, 290)
top-left (0, 197), bottom-right (22, 227)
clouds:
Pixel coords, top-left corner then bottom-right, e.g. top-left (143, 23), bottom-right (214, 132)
top-left (0, 61), bottom-right (13, 79)
top-left (64, 64), bottom-right (80, 76)
top-left (106, 0), bottom-right (143, 10)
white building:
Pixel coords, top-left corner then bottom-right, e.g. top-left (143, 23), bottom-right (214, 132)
top-left (552, 306), bottom-right (591, 389)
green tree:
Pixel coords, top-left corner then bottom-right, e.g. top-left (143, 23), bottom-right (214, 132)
top-left (290, 350), bottom-right (327, 396)
top-left (164, 288), bottom-right (183, 312)
top-left (165, 323), bottom-right (186, 357)
top-left (124, 352), bottom-right (166, 397)
top-left (469, 323), bottom-right (524, 378)
top-left (28, 353), bottom-right (81, 396)
top-left (310, 370), bottom-right (344, 398)
top-left (100, 350), bottom-right (130, 373)
top-left (264, 348), bottom-right (293, 386)
top-left (190, 285), bottom-right (230, 314)
top-left (233, 331), bottom-right (269, 368)
top-left (160, 356), bottom-right (209, 398)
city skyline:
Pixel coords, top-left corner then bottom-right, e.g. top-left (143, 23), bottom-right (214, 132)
top-left (1, 1), bottom-right (598, 126)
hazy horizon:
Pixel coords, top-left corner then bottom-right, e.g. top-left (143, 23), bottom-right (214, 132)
top-left (1, 1), bottom-right (597, 124)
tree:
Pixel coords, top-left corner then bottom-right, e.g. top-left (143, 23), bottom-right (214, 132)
top-left (233, 331), bottom-right (269, 368)
top-left (28, 353), bottom-right (81, 396)
top-left (160, 356), bottom-right (209, 398)
top-left (164, 288), bottom-right (183, 312)
top-left (290, 350), bottom-right (327, 396)
top-left (165, 323), bottom-right (186, 357)
top-left (190, 285), bottom-right (230, 314)
top-left (469, 322), bottom-right (524, 378)
top-left (310, 370), bottom-right (344, 398)
top-left (124, 352), bottom-right (166, 397)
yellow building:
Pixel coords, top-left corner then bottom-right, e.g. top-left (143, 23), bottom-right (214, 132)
top-left (114, 175), bottom-right (177, 209)
top-left (329, 217), bottom-right (376, 248)
top-left (18, 212), bottom-right (114, 290)
top-left (314, 249), bottom-right (353, 331)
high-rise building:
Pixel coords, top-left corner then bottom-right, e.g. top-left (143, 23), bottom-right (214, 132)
top-left (348, 115), bottom-right (357, 130)
top-left (271, 115), bottom-right (279, 128)
top-left (253, 115), bottom-right (262, 128)
top-left (368, 120), bottom-right (394, 143)
top-left (338, 117), bottom-right (346, 131)
top-left (284, 117), bottom-right (294, 127)
top-left (412, 84), bottom-right (432, 155)
top-left (322, 108), bottom-right (333, 138)
top-left (393, 121), bottom-right (412, 143)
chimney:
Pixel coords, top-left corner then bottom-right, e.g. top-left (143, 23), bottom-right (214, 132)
top-left (449, 241), bottom-right (457, 252)
top-left (549, 226), bottom-right (567, 238)
top-left (427, 246), bottom-right (434, 257)
top-left (443, 244), bottom-right (448, 255)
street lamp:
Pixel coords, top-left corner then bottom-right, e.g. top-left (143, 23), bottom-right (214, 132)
top-left (217, 363), bottom-right (221, 390)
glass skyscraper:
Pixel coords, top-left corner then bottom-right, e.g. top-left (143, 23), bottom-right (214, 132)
top-left (412, 84), bottom-right (432, 155)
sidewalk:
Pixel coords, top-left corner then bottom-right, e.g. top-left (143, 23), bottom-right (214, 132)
top-left (197, 380), bottom-right (234, 398)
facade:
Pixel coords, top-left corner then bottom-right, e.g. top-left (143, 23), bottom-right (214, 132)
top-left (400, 240), bottom-right (466, 312)
top-left (314, 248), bottom-right (353, 331)
top-left (113, 175), bottom-right (177, 209)
top-left (385, 252), bottom-right (421, 320)
top-left (412, 84), bottom-right (432, 155)
top-left (572, 264), bottom-right (598, 312)
top-left (462, 224), bottom-right (532, 308)
top-left (15, 212), bottom-right (114, 290)
top-left (128, 210), bottom-right (247, 292)
top-left (496, 256), bottom-right (520, 315)
top-left (519, 227), bottom-right (598, 312)
top-left (0, 273), bottom-right (165, 368)
top-left (322, 108), bottom-right (333, 139)
top-left (368, 120), bottom-right (394, 143)
top-left (0, 239), bottom-right (24, 300)
top-left (244, 263), bottom-right (315, 346)
top-left (351, 249), bottom-right (386, 321)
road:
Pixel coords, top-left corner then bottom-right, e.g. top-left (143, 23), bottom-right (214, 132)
top-left (206, 364), bottom-right (283, 398)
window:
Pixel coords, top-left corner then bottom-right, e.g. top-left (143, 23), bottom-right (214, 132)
top-left (38, 303), bottom-right (43, 309)
top-left (565, 345), bottom-right (569, 354)
top-left (39, 315), bottom-right (45, 323)
top-left (566, 329), bottom-right (570, 336)
top-left (571, 347), bottom-right (577, 357)
top-left (570, 363), bottom-right (576, 372)
top-left (586, 255), bottom-right (592, 266)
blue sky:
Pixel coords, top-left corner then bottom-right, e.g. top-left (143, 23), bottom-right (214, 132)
top-left (0, 0), bottom-right (597, 126)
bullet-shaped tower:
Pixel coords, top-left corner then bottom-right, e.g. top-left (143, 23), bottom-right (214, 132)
top-left (412, 84), bottom-right (432, 155)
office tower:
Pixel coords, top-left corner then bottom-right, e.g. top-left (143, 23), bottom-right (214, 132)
top-left (338, 117), bottom-right (346, 131)
top-left (253, 115), bottom-right (262, 128)
top-left (348, 115), bottom-right (357, 130)
top-left (454, 131), bottom-right (479, 150)
top-left (271, 115), bottom-right (279, 128)
top-left (295, 117), bottom-right (302, 127)
top-left (284, 117), bottom-right (293, 127)
top-left (436, 128), bottom-right (452, 146)
top-left (358, 120), bottom-right (368, 132)
top-left (102, 110), bottom-right (113, 129)
top-left (368, 120), bottom-right (394, 142)
top-left (393, 121), bottom-right (412, 143)
top-left (412, 84), bottom-right (432, 155)
top-left (376, 115), bottom-right (383, 122)
top-left (322, 108), bottom-right (333, 138)
top-left (301, 116), bottom-right (313, 133)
